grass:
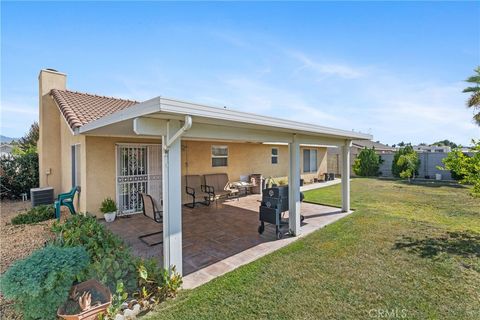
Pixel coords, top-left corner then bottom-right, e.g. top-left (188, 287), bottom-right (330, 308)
top-left (145, 178), bottom-right (480, 320)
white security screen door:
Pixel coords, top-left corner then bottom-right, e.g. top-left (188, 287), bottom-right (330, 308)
top-left (116, 144), bottom-right (162, 215)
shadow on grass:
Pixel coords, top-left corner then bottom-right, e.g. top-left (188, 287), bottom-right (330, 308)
top-left (394, 231), bottom-right (480, 259)
top-left (394, 179), bottom-right (467, 189)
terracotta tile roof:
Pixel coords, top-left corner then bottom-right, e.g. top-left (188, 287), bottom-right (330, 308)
top-left (50, 89), bottom-right (139, 130)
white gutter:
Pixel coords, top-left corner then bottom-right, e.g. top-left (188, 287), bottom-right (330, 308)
top-left (164, 115), bottom-right (192, 150)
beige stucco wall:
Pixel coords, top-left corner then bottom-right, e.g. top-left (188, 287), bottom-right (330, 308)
top-left (182, 140), bottom-right (327, 187)
top-left (59, 117), bottom-right (86, 210)
top-left (84, 136), bottom-right (162, 216)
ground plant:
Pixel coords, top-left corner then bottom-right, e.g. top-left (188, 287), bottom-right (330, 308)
top-left (0, 245), bottom-right (89, 320)
top-left (50, 214), bottom-right (182, 318)
top-left (51, 214), bottom-right (139, 292)
top-left (10, 204), bottom-right (55, 225)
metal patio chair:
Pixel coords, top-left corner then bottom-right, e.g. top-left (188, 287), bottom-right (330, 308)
top-left (185, 175), bottom-right (211, 208)
top-left (138, 193), bottom-right (163, 246)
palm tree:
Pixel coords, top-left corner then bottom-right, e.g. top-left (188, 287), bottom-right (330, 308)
top-left (463, 66), bottom-right (480, 126)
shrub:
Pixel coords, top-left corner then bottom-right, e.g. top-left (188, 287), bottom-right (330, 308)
top-left (51, 215), bottom-right (182, 318)
top-left (0, 150), bottom-right (39, 199)
top-left (100, 197), bottom-right (117, 213)
top-left (440, 140), bottom-right (480, 197)
top-left (11, 204), bottom-right (55, 225)
top-left (0, 245), bottom-right (89, 320)
top-left (353, 147), bottom-right (382, 176)
top-left (51, 214), bottom-right (139, 292)
top-left (392, 145), bottom-right (420, 179)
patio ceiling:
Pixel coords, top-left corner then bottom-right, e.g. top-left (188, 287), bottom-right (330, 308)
top-left (78, 96), bottom-right (372, 145)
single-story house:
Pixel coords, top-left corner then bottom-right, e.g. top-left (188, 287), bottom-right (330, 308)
top-left (38, 69), bottom-right (371, 274)
top-left (413, 145), bottom-right (452, 153)
top-left (327, 140), bottom-right (395, 176)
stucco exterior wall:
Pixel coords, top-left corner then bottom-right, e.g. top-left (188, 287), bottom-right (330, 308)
top-left (182, 140), bottom-right (327, 186)
top-left (58, 117), bottom-right (86, 211)
top-left (84, 136), bottom-right (162, 216)
top-left (38, 70), bottom-right (65, 195)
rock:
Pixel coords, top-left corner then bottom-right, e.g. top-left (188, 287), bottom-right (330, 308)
top-left (114, 314), bottom-right (125, 320)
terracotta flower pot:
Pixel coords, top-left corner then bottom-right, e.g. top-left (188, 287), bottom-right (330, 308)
top-left (58, 279), bottom-right (112, 320)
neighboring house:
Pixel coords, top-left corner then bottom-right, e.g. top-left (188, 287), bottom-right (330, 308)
top-left (327, 140), bottom-right (395, 176)
top-left (0, 144), bottom-right (14, 157)
top-left (413, 145), bottom-right (452, 153)
top-left (37, 69), bottom-right (371, 274)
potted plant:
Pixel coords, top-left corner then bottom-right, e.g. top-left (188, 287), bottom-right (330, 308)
top-left (100, 198), bottom-right (117, 222)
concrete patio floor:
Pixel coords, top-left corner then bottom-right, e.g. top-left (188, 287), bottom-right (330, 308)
top-left (104, 194), bottom-right (351, 289)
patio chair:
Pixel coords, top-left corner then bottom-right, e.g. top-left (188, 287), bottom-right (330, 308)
top-left (138, 193), bottom-right (163, 246)
top-left (204, 173), bottom-right (239, 203)
top-left (185, 175), bottom-right (211, 208)
top-left (54, 186), bottom-right (79, 220)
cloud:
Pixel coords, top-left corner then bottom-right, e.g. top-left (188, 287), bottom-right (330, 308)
top-left (1, 100), bottom-right (38, 137)
top-left (289, 51), bottom-right (366, 79)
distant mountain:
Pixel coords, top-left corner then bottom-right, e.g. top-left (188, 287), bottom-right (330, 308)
top-left (0, 135), bottom-right (17, 144)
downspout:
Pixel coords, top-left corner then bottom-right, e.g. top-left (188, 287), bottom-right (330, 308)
top-left (164, 115), bottom-right (192, 151)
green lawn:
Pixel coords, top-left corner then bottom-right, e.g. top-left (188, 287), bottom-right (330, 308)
top-left (146, 178), bottom-right (480, 320)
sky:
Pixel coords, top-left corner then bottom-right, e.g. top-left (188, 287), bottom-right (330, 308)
top-left (1, 1), bottom-right (479, 146)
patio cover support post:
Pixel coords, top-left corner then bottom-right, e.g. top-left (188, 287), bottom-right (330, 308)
top-left (162, 120), bottom-right (183, 275)
top-left (288, 134), bottom-right (301, 236)
top-left (341, 140), bottom-right (352, 212)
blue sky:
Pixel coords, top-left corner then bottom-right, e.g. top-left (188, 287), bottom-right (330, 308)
top-left (1, 1), bottom-right (479, 145)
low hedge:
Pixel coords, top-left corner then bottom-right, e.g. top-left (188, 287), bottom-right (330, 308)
top-left (11, 204), bottom-right (55, 225)
top-left (0, 245), bottom-right (89, 320)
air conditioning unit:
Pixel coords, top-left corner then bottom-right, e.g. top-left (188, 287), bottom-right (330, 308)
top-left (30, 187), bottom-right (54, 207)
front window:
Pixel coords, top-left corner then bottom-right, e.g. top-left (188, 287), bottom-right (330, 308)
top-left (212, 145), bottom-right (228, 167)
top-left (303, 149), bottom-right (318, 173)
top-left (271, 148), bottom-right (278, 164)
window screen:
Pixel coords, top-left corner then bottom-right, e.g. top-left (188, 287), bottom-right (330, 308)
top-left (303, 149), bottom-right (318, 173)
top-left (271, 148), bottom-right (278, 164)
top-left (212, 145), bottom-right (228, 167)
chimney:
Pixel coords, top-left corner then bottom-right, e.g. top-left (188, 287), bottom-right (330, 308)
top-left (38, 69), bottom-right (66, 192)
top-left (39, 68), bottom-right (66, 96)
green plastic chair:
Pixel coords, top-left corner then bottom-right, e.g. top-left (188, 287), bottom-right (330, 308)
top-left (55, 186), bottom-right (79, 220)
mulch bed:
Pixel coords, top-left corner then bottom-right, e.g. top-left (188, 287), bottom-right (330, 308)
top-left (0, 200), bottom-right (56, 319)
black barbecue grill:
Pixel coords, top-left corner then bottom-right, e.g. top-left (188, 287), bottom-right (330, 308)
top-left (258, 186), bottom-right (305, 240)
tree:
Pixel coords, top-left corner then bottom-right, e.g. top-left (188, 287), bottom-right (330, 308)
top-left (440, 140), bottom-right (480, 197)
top-left (432, 139), bottom-right (458, 149)
top-left (353, 147), bottom-right (382, 176)
top-left (13, 122), bottom-right (39, 154)
top-left (463, 67), bottom-right (480, 126)
top-left (392, 145), bottom-right (420, 180)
